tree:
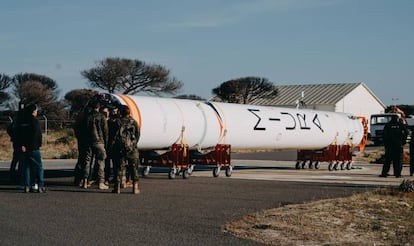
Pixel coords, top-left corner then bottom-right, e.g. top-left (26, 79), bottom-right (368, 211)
top-left (14, 73), bottom-right (58, 91)
top-left (386, 105), bottom-right (414, 117)
top-left (212, 77), bottom-right (278, 104)
top-left (81, 57), bottom-right (183, 95)
top-left (0, 73), bottom-right (13, 105)
top-left (64, 89), bottom-right (99, 116)
top-left (13, 73), bottom-right (65, 120)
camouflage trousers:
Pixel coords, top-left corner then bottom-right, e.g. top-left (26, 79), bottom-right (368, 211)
top-left (83, 143), bottom-right (107, 183)
top-left (112, 151), bottom-right (140, 185)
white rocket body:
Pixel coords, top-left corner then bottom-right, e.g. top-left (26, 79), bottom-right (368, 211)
top-left (112, 94), bottom-right (365, 150)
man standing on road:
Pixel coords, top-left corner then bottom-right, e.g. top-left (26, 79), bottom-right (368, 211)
top-left (109, 105), bottom-right (140, 194)
top-left (380, 115), bottom-right (408, 178)
top-left (82, 100), bottom-right (109, 190)
top-left (14, 104), bottom-right (45, 193)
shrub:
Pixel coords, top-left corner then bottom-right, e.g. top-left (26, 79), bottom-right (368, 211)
top-left (399, 179), bottom-right (414, 193)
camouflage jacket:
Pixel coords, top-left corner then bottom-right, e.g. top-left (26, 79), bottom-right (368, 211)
top-left (86, 110), bottom-right (108, 146)
top-left (109, 116), bottom-right (140, 156)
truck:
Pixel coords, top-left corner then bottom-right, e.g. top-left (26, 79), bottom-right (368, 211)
top-left (370, 113), bottom-right (413, 145)
top-left (369, 113), bottom-right (401, 145)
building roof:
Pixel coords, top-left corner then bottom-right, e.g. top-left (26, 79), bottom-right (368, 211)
top-left (252, 82), bottom-right (385, 107)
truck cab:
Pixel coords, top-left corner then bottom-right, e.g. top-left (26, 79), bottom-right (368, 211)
top-left (369, 113), bottom-right (401, 145)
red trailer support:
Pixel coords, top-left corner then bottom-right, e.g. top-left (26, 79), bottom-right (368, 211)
top-left (189, 144), bottom-right (232, 177)
top-left (139, 143), bottom-right (191, 179)
top-left (296, 144), bottom-right (354, 171)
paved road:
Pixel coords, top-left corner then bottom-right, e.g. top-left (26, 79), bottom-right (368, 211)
top-left (0, 152), bottom-right (408, 245)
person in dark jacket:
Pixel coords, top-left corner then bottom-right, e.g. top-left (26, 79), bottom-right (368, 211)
top-left (7, 123), bottom-right (19, 182)
top-left (73, 106), bottom-right (93, 186)
top-left (7, 108), bottom-right (24, 183)
top-left (14, 104), bottom-right (45, 193)
top-left (380, 115), bottom-right (408, 178)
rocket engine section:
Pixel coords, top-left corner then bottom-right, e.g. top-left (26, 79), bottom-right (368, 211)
top-left (108, 94), bottom-right (366, 151)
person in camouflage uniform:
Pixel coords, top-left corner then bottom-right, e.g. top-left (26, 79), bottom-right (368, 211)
top-left (109, 105), bottom-right (140, 194)
top-left (104, 107), bottom-right (119, 184)
top-left (83, 100), bottom-right (109, 190)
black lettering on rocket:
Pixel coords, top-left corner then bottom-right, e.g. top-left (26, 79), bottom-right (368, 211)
top-left (296, 114), bottom-right (311, 130)
top-left (313, 114), bottom-right (324, 132)
top-left (281, 112), bottom-right (296, 130)
top-left (248, 109), bottom-right (324, 132)
top-left (248, 109), bottom-right (266, 131)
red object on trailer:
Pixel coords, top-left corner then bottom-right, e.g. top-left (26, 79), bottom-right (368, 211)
top-left (139, 144), bottom-right (233, 179)
top-left (189, 144), bottom-right (233, 177)
top-left (139, 143), bottom-right (191, 179)
top-left (296, 144), bottom-right (354, 171)
top-left (296, 116), bottom-right (369, 171)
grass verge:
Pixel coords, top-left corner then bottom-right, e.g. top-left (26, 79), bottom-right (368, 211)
top-left (224, 188), bottom-right (414, 245)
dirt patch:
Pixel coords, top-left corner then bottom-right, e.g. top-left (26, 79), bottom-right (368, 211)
top-left (224, 189), bottom-right (414, 245)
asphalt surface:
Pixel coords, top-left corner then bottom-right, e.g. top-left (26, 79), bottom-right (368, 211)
top-left (0, 151), bottom-right (397, 245)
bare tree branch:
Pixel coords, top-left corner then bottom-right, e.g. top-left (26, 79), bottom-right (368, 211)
top-left (81, 57), bottom-right (183, 95)
top-left (212, 77), bottom-right (278, 104)
top-left (64, 89), bottom-right (99, 116)
top-left (0, 73), bottom-right (13, 105)
top-left (12, 73), bottom-right (65, 119)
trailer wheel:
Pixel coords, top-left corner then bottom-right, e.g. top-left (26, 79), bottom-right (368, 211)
top-left (314, 161), bottom-right (320, 169)
top-left (213, 167), bottom-right (220, 177)
top-left (295, 161), bottom-right (301, 169)
top-left (346, 161), bottom-right (352, 170)
top-left (333, 162), bottom-right (339, 171)
top-left (168, 169), bottom-right (176, 179)
top-left (188, 165), bottom-right (195, 175)
top-left (301, 161), bottom-right (307, 169)
top-left (328, 162), bottom-right (334, 171)
top-left (182, 169), bottom-right (190, 179)
top-left (225, 166), bottom-right (232, 177)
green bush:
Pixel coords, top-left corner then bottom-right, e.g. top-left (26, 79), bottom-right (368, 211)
top-left (399, 179), bottom-right (414, 193)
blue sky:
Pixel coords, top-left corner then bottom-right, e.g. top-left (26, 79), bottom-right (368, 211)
top-left (1, 0), bottom-right (413, 106)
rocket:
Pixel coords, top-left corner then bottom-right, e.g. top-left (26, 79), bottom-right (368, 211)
top-left (103, 93), bottom-right (366, 151)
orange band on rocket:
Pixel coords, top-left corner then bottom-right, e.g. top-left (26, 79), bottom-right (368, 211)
top-left (118, 95), bottom-right (142, 129)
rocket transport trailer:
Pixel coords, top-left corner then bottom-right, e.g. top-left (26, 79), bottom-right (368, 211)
top-left (95, 94), bottom-right (368, 178)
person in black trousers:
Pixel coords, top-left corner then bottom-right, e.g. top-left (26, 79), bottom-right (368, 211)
top-left (380, 116), bottom-right (408, 178)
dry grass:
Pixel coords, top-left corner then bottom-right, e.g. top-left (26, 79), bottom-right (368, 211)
top-left (0, 129), bottom-right (78, 160)
top-left (224, 189), bottom-right (414, 245)
top-left (341, 146), bottom-right (410, 165)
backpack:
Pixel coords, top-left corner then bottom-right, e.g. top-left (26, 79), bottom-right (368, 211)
top-left (117, 118), bottom-right (137, 153)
